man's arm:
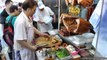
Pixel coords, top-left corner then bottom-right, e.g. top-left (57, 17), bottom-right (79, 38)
top-left (17, 40), bottom-right (37, 51)
top-left (33, 27), bottom-right (49, 36)
top-left (51, 14), bottom-right (56, 23)
top-left (48, 7), bottom-right (56, 23)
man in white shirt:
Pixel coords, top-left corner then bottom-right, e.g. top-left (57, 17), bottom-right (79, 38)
top-left (34, 1), bottom-right (56, 32)
top-left (14, 1), bottom-right (48, 60)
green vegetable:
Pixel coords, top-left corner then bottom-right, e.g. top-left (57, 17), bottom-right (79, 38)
top-left (56, 48), bottom-right (70, 58)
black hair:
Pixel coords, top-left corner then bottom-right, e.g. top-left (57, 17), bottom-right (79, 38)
top-left (22, 0), bottom-right (37, 11)
top-left (9, 5), bottom-right (18, 13)
top-left (18, 2), bottom-right (22, 7)
top-left (5, 0), bottom-right (12, 5)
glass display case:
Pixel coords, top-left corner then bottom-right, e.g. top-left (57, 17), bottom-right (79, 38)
top-left (57, 0), bottom-right (107, 60)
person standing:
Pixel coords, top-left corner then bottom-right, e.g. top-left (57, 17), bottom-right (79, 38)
top-left (0, 0), bottom-right (13, 45)
top-left (5, 5), bottom-right (19, 60)
top-left (14, 0), bottom-right (48, 60)
top-left (33, 1), bottom-right (56, 33)
top-left (0, 0), bottom-right (13, 60)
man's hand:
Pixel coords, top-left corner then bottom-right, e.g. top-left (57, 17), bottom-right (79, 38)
top-left (38, 20), bottom-right (44, 24)
top-left (39, 33), bottom-right (49, 37)
top-left (32, 45), bottom-right (37, 51)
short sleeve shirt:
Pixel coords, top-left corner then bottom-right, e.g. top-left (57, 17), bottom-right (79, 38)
top-left (14, 12), bottom-right (34, 51)
top-left (6, 15), bottom-right (17, 26)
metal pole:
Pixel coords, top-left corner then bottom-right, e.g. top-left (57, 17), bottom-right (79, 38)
top-left (58, 0), bottom-right (61, 31)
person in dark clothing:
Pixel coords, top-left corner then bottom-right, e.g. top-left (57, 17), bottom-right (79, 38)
top-left (0, 0), bottom-right (13, 24)
top-left (0, 0), bottom-right (13, 60)
top-left (18, 2), bottom-right (22, 13)
top-left (5, 5), bottom-right (19, 60)
top-left (0, 9), bottom-right (8, 24)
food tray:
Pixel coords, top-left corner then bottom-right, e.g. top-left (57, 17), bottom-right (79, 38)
top-left (35, 36), bottom-right (62, 47)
